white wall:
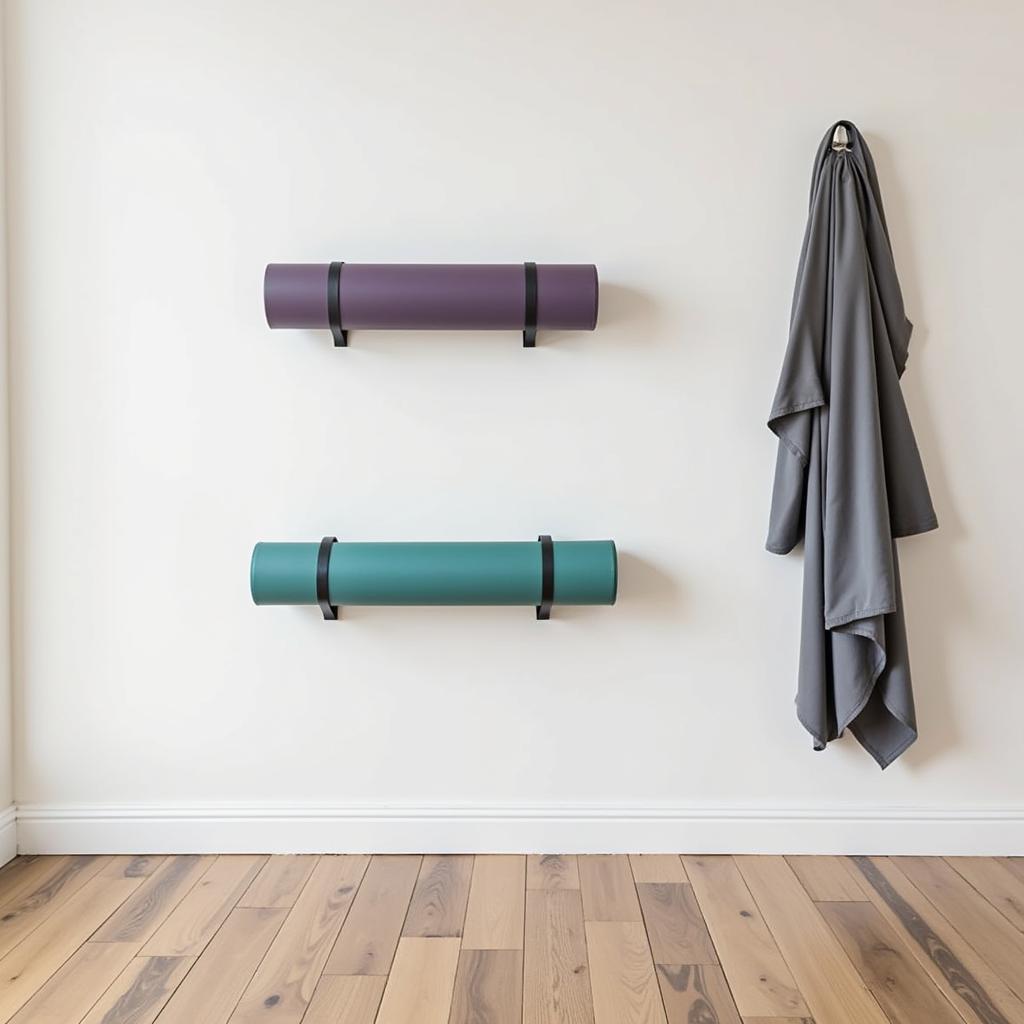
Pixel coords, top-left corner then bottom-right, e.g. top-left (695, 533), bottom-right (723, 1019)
top-left (6, 0), bottom-right (1024, 854)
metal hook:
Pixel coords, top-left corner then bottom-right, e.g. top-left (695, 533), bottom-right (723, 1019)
top-left (832, 124), bottom-right (851, 152)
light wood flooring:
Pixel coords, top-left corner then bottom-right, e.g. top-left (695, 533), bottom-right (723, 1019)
top-left (1, 852), bottom-right (1023, 1023)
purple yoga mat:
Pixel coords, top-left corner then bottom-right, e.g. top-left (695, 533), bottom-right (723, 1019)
top-left (264, 263), bottom-right (598, 331)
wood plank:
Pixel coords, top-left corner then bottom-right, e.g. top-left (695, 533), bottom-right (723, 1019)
top-left (119, 857), bottom-right (165, 879)
top-left (0, 855), bottom-right (109, 960)
top-left (303, 976), bottom-right (386, 1024)
top-left (0, 862), bottom-right (148, 1023)
top-left (449, 949), bottom-right (523, 1024)
top-left (0, 858), bottom-right (35, 887)
top-left (637, 883), bottom-right (717, 965)
top-left (324, 855), bottom-right (420, 975)
top-left (656, 964), bottom-right (741, 1024)
top-left (947, 857), bottom-right (1024, 934)
top-left (238, 856), bottom-right (317, 909)
top-left (851, 854), bottom-right (1024, 1024)
top-left (786, 856), bottom-right (866, 902)
top-left (527, 855), bottom-right (579, 890)
top-left (462, 855), bottom-right (526, 950)
top-left (819, 900), bottom-right (962, 1024)
top-left (524, 889), bottom-right (594, 1024)
top-left (157, 908), bottom-right (286, 1024)
top-left (0, 856), bottom-right (95, 913)
top-left (93, 855), bottom-right (214, 944)
top-left (375, 937), bottom-right (461, 1024)
top-left (228, 855), bottom-right (368, 1024)
top-left (141, 855), bottom-right (266, 956)
top-left (586, 921), bottom-right (667, 1024)
top-left (898, 856), bottom-right (1024, 1000)
top-left (80, 954), bottom-right (194, 1024)
top-left (742, 1019), bottom-right (814, 1023)
top-left (630, 856), bottom-right (687, 884)
top-left (7, 941), bottom-right (138, 1024)
top-left (579, 856), bottom-right (642, 922)
top-left (735, 856), bottom-right (887, 1024)
top-left (402, 855), bottom-right (474, 938)
top-left (682, 856), bottom-right (807, 1018)
top-left (1000, 858), bottom-right (1024, 887)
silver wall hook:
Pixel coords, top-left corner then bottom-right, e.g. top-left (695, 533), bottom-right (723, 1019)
top-left (832, 124), bottom-right (851, 152)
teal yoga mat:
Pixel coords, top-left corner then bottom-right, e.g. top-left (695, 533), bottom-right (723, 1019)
top-left (250, 539), bottom-right (617, 609)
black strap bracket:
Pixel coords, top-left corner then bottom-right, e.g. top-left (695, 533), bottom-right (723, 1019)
top-left (328, 262), bottom-right (348, 347)
top-left (317, 535), bottom-right (339, 620)
top-left (523, 261), bottom-right (538, 347)
top-left (536, 534), bottom-right (553, 620)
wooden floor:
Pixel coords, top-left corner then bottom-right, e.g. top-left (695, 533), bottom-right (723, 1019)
top-left (0, 854), bottom-right (1023, 1024)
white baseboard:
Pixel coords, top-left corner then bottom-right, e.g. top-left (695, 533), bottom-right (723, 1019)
top-left (13, 802), bottom-right (1024, 856)
top-left (0, 806), bottom-right (17, 866)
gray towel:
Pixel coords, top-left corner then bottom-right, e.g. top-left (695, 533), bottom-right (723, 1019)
top-left (767, 121), bottom-right (938, 769)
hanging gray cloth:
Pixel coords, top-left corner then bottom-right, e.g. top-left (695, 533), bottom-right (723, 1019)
top-left (767, 121), bottom-right (937, 768)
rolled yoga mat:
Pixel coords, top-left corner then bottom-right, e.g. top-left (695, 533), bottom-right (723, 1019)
top-left (264, 263), bottom-right (599, 344)
top-left (250, 538), bottom-right (617, 618)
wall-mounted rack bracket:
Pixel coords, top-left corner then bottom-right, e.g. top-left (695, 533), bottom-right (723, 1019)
top-left (523, 261), bottom-right (538, 347)
top-left (317, 535), bottom-right (339, 619)
top-left (317, 533), bottom-right (554, 621)
top-left (327, 263), bottom-right (348, 346)
top-left (536, 534), bottom-right (554, 619)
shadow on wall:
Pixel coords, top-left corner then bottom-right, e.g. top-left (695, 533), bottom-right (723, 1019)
top-left (616, 552), bottom-right (685, 616)
top-left (868, 133), bottom-right (972, 770)
top-left (275, 279), bottom-right (666, 353)
top-left (265, 550), bottom-right (683, 628)
top-left (543, 281), bottom-right (667, 350)
top-left (554, 551), bottom-right (685, 623)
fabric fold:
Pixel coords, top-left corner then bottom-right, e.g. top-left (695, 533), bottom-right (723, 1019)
top-left (767, 120), bottom-right (937, 769)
